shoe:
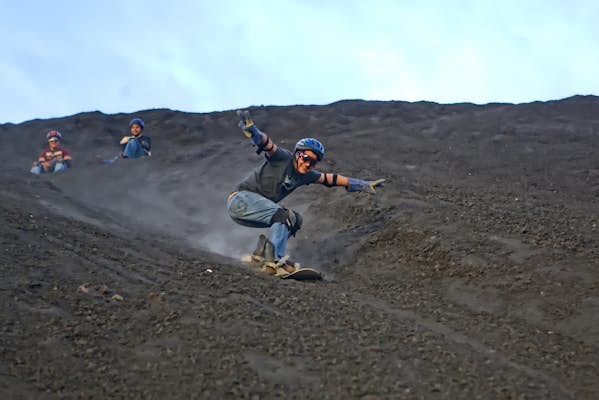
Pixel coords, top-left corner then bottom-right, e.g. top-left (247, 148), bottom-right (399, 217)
top-left (263, 239), bottom-right (275, 263)
top-left (261, 264), bottom-right (277, 275)
top-left (276, 256), bottom-right (298, 274)
top-left (280, 263), bottom-right (296, 274)
top-left (259, 238), bottom-right (277, 273)
top-left (285, 258), bottom-right (300, 269)
top-left (251, 234), bottom-right (267, 262)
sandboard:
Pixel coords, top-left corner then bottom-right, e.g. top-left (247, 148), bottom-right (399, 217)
top-left (241, 255), bottom-right (322, 281)
top-left (279, 267), bottom-right (322, 281)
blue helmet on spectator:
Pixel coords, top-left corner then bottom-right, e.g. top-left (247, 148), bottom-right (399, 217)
top-left (129, 118), bottom-right (145, 130)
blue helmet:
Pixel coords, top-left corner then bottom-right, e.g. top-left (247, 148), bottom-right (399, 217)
top-left (295, 138), bottom-right (325, 161)
top-left (129, 118), bottom-right (145, 130)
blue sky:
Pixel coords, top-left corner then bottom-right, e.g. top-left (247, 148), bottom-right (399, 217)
top-left (1, 0), bottom-right (597, 123)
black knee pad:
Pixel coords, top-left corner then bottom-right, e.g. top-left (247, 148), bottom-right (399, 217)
top-left (271, 208), bottom-right (303, 235)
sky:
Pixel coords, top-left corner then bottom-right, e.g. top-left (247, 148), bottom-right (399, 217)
top-left (1, 0), bottom-right (598, 124)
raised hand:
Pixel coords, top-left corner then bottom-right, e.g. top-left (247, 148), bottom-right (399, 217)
top-left (347, 178), bottom-right (386, 194)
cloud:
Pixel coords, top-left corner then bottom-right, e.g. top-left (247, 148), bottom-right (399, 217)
top-left (1, 1), bottom-right (598, 123)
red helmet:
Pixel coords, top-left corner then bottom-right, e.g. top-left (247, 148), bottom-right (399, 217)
top-left (46, 130), bottom-right (63, 141)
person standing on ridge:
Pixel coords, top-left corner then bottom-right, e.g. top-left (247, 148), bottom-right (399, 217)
top-left (227, 110), bottom-right (385, 274)
top-left (119, 118), bottom-right (152, 159)
top-left (30, 130), bottom-right (72, 175)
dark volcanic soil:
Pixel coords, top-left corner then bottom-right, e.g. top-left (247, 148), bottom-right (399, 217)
top-left (1, 97), bottom-right (598, 399)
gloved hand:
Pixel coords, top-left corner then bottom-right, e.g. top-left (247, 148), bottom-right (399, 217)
top-left (347, 178), bottom-right (386, 194)
top-left (236, 110), bottom-right (263, 146)
top-left (120, 136), bottom-right (133, 145)
top-left (237, 110), bottom-right (254, 129)
top-left (236, 110), bottom-right (254, 136)
top-left (237, 120), bottom-right (258, 137)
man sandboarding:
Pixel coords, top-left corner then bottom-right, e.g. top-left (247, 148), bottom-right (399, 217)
top-left (227, 110), bottom-right (384, 279)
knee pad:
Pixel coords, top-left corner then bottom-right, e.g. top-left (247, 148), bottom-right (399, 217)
top-left (271, 208), bottom-right (303, 236)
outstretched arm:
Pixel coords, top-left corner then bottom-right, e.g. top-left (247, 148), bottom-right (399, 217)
top-left (317, 173), bottom-right (385, 194)
top-left (237, 110), bottom-right (277, 157)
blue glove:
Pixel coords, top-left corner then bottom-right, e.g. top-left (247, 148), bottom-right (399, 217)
top-left (236, 110), bottom-right (264, 146)
top-left (347, 178), bottom-right (385, 194)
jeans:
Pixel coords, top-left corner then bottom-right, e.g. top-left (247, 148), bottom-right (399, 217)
top-left (122, 139), bottom-right (146, 159)
top-left (227, 191), bottom-right (291, 259)
top-left (30, 162), bottom-right (67, 175)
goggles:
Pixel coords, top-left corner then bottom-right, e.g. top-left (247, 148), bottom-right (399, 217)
top-left (299, 152), bottom-right (318, 167)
